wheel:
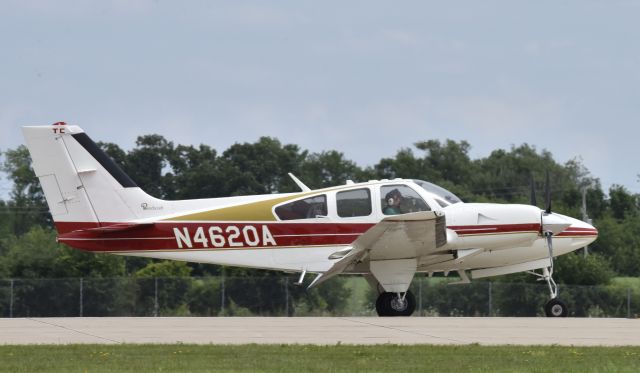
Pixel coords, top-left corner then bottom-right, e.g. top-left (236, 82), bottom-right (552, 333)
top-left (389, 291), bottom-right (415, 316)
top-left (544, 298), bottom-right (568, 317)
top-left (375, 291), bottom-right (416, 317)
top-left (375, 293), bottom-right (390, 316)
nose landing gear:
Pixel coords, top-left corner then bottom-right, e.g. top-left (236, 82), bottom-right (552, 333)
top-left (530, 232), bottom-right (569, 317)
top-left (527, 266), bottom-right (569, 317)
top-left (375, 291), bottom-right (416, 316)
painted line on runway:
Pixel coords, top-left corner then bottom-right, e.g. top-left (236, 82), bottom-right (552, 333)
top-left (338, 317), bottom-right (468, 344)
top-left (26, 318), bottom-right (122, 344)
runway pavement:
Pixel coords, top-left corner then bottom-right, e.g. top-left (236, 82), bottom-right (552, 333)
top-left (1, 317), bottom-right (639, 346)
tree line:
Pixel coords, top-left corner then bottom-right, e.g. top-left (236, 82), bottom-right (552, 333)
top-left (0, 134), bottom-right (638, 315)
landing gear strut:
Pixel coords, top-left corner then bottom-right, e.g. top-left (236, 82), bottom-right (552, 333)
top-left (529, 232), bottom-right (569, 317)
top-left (375, 291), bottom-right (416, 316)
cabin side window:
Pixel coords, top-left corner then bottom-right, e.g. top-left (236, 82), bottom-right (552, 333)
top-left (337, 188), bottom-right (372, 217)
top-left (381, 185), bottom-right (431, 215)
top-left (275, 195), bottom-right (328, 220)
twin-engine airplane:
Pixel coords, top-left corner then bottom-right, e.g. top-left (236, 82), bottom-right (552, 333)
top-left (23, 123), bottom-right (598, 317)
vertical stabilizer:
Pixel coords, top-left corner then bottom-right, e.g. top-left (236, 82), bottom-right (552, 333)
top-left (22, 123), bottom-right (160, 232)
top-left (23, 124), bottom-right (99, 225)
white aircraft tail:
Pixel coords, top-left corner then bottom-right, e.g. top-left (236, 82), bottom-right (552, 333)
top-left (22, 123), bottom-right (164, 229)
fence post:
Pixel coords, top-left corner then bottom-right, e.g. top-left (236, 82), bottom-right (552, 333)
top-left (153, 277), bottom-right (159, 317)
top-left (284, 277), bottom-right (290, 317)
top-left (488, 282), bottom-right (493, 317)
top-left (628, 288), bottom-right (632, 319)
top-left (220, 273), bottom-right (225, 315)
top-left (418, 277), bottom-right (423, 316)
top-left (9, 279), bottom-right (14, 318)
top-left (79, 277), bottom-right (84, 317)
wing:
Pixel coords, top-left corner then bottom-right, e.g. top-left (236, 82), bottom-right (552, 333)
top-left (308, 211), bottom-right (446, 289)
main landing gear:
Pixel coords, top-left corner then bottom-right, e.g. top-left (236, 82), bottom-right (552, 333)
top-left (375, 291), bottom-right (416, 316)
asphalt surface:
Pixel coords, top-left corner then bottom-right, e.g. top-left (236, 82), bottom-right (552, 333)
top-left (1, 317), bottom-right (639, 346)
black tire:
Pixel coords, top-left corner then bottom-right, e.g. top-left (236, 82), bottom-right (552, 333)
top-left (376, 291), bottom-right (416, 317)
top-left (375, 293), bottom-right (390, 316)
top-left (544, 298), bottom-right (568, 317)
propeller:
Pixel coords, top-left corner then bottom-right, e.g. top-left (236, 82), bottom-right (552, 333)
top-left (540, 170), bottom-right (570, 235)
top-left (529, 174), bottom-right (537, 207)
top-left (545, 169), bottom-right (551, 214)
top-left (529, 170), bottom-right (552, 212)
top-left (538, 170), bottom-right (570, 274)
top-left (530, 171), bottom-right (570, 246)
top-left (531, 170), bottom-right (570, 299)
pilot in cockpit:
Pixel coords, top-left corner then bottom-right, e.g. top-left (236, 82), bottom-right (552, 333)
top-left (383, 189), bottom-right (403, 215)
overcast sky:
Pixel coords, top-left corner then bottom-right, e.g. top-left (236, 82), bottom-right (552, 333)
top-left (1, 1), bottom-right (639, 197)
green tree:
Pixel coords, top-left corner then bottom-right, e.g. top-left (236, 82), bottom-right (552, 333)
top-left (299, 151), bottom-right (363, 189)
top-left (166, 144), bottom-right (222, 199)
top-left (591, 214), bottom-right (640, 276)
top-left (2, 226), bottom-right (125, 279)
top-left (125, 135), bottom-right (175, 198)
top-left (369, 140), bottom-right (475, 199)
top-left (554, 252), bottom-right (613, 286)
top-left (133, 261), bottom-right (194, 316)
top-left (1, 226), bottom-right (128, 316)
top-left (372, 148), bottom-right (426, 180)
top-left (1, 146), bottom-right (50, 235)
top-left (608, 185), bottom-right (638, 220)
top-left (135, 260), bottom-right (193, 278)
top-left (221, 137), bottom-right (307, 195)
top-left (415, 139), bottom-right (474, 186)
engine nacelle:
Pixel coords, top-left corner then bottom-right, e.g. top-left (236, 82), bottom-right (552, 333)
top-left (444, 203), bottom-right (541, 251)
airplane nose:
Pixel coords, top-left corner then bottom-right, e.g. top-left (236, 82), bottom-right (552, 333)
top-left (579, 221), bottom-right (598, 238)
top-left (559, 217), bottom-right (598, 245)
top-left (587, 222), bottom-right (599, 242)
top-left (585, 224), bottom-right (598, 246)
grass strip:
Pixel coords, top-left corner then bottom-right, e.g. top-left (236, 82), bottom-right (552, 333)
top-left (0, 344), bottom-right (639, 372)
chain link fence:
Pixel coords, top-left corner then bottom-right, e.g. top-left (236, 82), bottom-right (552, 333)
top-left (0, 276), bottom-right (637, 318)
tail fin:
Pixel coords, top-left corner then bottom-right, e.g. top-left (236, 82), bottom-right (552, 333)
top-left (22, 123), bottom-right (161, 231)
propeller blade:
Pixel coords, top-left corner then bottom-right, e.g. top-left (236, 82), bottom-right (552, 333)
top-left (529, 174), bottom-right (537, 207)
top-left (545, 170), bottom-right (551, 214)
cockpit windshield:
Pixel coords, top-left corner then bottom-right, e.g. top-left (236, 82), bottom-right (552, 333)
top-left (412, 179), bottom-right (462, 205)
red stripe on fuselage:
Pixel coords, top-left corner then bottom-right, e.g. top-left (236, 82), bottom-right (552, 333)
top-left (56, 221), bottom-right (375, 252)
top-left (448, 223), bottom-right (541, 236)
top-left (55, 221), bottom-right (591, 253)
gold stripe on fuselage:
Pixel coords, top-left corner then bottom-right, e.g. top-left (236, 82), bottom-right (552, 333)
top-left (164, 193), bottom-right (311, 222)
top-left (162, 183), bottom-right (356, 222)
